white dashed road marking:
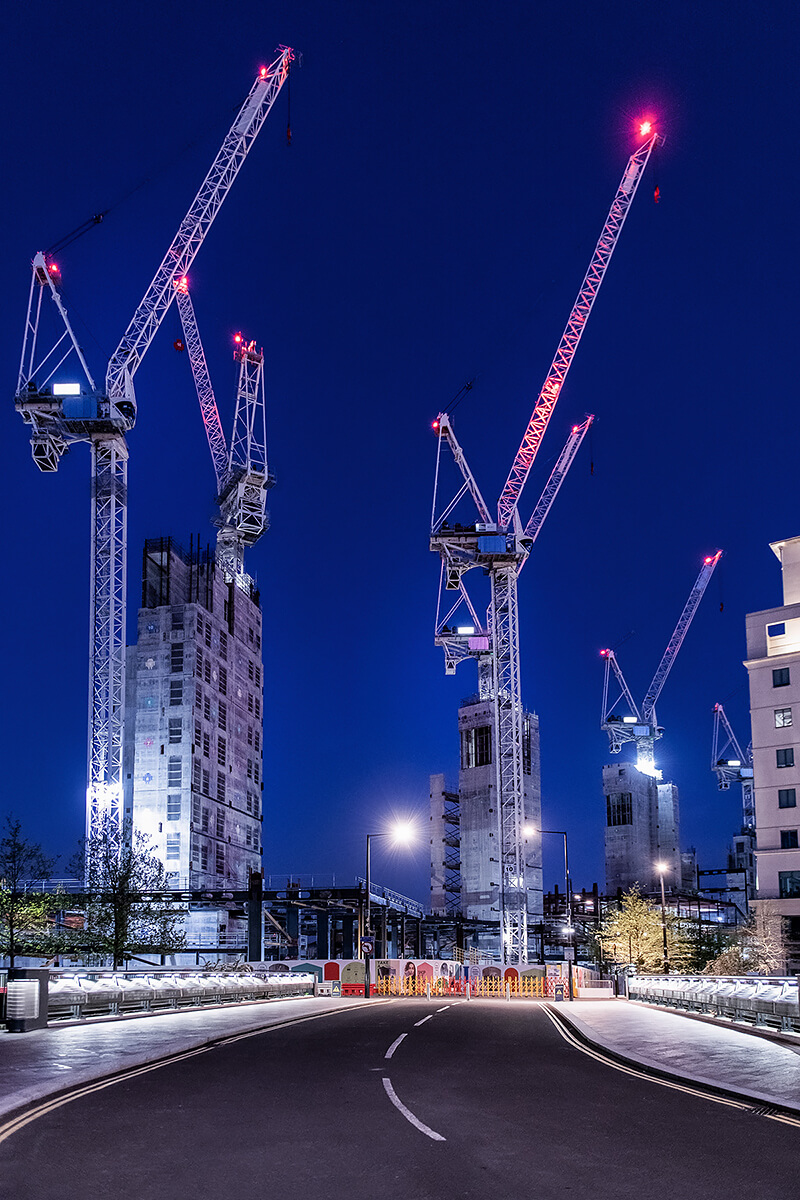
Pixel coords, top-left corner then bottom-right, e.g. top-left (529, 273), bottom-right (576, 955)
top-left (385, 1033), bottom-right (407, 1059)
top-left (382, 1077), bottom-right (446, 1141)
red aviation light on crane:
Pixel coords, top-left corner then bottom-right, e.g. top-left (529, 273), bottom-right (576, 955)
top-left (234, 332), bottom-right (243, 345)
top-left (431, 419), bottom-right (441, 432)
top-left (639, 121), bottom-right (653, 137)
top-left (260, 66), bottom-right (268, 78)
top-left (600, 648), bottom-right (611, 658)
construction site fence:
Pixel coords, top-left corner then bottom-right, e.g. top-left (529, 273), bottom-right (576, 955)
top-left (374, 974), bottom-right (570, 999)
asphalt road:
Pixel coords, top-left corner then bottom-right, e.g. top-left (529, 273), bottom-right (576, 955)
top-left (2, 999), bottom-right (798, 1200)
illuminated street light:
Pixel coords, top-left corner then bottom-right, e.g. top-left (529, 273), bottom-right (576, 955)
top-left (363, 821), bottom-right (417, 996)
top-left (655, 860), bottom-right (670, 974)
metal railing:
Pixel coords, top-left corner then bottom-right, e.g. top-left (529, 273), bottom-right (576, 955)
top-left (628, 974), bottom-right (800, 1033)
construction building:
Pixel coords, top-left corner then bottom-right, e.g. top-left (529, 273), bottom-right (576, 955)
top-left (603, 763), bottom-right (681, 894)
top-left (123, 537), bottom-right (264, 893)
top-left (430, 696), bottom-right (543, 954)
top-left (745, 535), bottom-right (800, 970)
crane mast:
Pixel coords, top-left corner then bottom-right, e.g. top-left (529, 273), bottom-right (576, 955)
top-left (711, 703), bottom-right (755, 829)
top-left (601, 551), bottom-right (723, 776)
top-left (14, 49), bottom-right (293, 856)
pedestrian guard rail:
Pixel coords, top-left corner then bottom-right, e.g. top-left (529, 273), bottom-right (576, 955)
top-left (46, 969), bottom-right (315, 1022)
top-left (628, 974), bottom-right (800, 1033)
top-left (375, 974), bottom-right (568, 998)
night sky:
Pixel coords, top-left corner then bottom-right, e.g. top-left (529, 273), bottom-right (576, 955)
top-left (1, 2), bottom-right (798, 903)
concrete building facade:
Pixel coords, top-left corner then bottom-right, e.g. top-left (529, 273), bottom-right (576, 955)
top-left (123, 537), bottom-right (263, 891)
top-left (430, 696), bottom-right (543, 953)
top-left (603, 762), bottom-right (681, 894)
top-left (745, 535), bottom-right (800, 969)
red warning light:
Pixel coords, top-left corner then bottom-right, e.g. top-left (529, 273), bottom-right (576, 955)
top-left (639, 120), bottom-right (653, 136)
top-left (259, 66), bottom-right (268, 78)
top-left (704, 556), bottom-right (713, 564)
top-left (572, 425), bottom-right (579, 434)
top-left (234, 332), bottom-right (243, 344)
top-left (600, 649), bottom-right (610, 658)
top-left (49, 262), bottom-right (60, 274)
top-left (432, 420), bottom-right (440, 431)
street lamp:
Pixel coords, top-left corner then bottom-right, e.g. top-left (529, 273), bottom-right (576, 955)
top-left (523, 825), bottom-right (573, 999)
top-left (655, 861), bottom-right (670, 975)
top-left (363, 821), bottom-right (416, 998)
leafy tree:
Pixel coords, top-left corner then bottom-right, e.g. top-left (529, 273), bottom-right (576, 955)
top-left (73, 815), bottom-right (186, 967)
top-left (703, 902), bottom-right (785, 975)
top-left (0, 816), bottom-right (57, 966)
top-left (598, 887), bottom-right (693, 974)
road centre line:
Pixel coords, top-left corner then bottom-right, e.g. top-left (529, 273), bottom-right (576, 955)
top-left (385, 1033), bottom-right (407, 1059)
top-left (382, 1077), bottom-right (446, 1141)
top-left (541, 1003), bottom-right (800, 1127)
top-left (436, 1006), bottom-right (450, 1013)
top-left (414, 1014), bottom-right (434, 1027)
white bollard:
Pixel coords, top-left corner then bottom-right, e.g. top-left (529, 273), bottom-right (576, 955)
top-left (506, 981), bottom-right (511, 1002)
top-left (426, 980), bottom-right (431, 1000)
top-left (466, 980), bottom-right (471, 1001)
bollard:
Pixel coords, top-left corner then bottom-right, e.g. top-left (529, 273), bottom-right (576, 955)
top-left (466, 980), bottom-right (471, 1001)
top-left (426, 980), bottom-right (431, 1000)
top-left (506, 981), bottom-right (511, 1002)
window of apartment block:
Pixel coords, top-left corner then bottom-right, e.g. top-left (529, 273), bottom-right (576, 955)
top-left (216, 848), bottom-right (225, 875)
top-left (202, 732), bottom-right (210, 758)
top-left (197, 646), bottom-right (204, 674)
top-left (606, 793), bottom-right (633, 826)
top-left (779, 871), bottom-right (800, 898)
top-left (169, 718), bottom-right (182, 744)
top-left (171, 607), bottom-right (184, 631)
top-left (248, 660), bottom-right (254, 682)
top-left (216, 773), bottom-right (226, 803)
top-left (194, 721), bottom-right (201, 747)
top-left (246, 795), bottom-right (253, 814)
top-left (201, 844), bottom-right (209, 871)
top-left (192, 797), bottom-right (201, 826)
top-left (195, 684), bottom-right (202, 708)
top-left (247, 758), bottom-right (253, 780)
top-left (166, 834), bottom-right (180, 860)
top-left (246, 827), bottom-right (252, 847)
top-left (219, 701), bottom-right (227, 732)
top-left (777, 748), bottom-right (795, 768)
top-left (775, 708), bottom-right (793, 728)
top-left (255, 666), bottom-right (261, 688)
top-left (192, 760), bottom-right (201, 790)
top-left (169, 680), bottom-right (183, 706)
top-left (203, 695), bottom-right (211, 722)
top-left (254, 730), bottom-right (260, 751)
top-left (219, 630), bottom-right (228, 660)
top-left (779, 788), bottom-right (797, 808)
top-left (781, 830), bottom-right (799, 849)
top-left (219, 666), bottom-right (227, 695)
top-left (247, 726), bottom-right (253, 747)
top-left (247, 693), bottom-right (254, 714)
top-left (256, 633), bottom-right (261, 650)
top-left (170, 643), bottom-right (184, 674)
top-left (522, 716), bottom-right (532, 776)
top-left (773, 667), bottom-right (791, 688)
top-left (216, 812), bottom-right (225, 839)
top-left (167, 794), bottom-right (181, 821)
top-left (202, 768), bottom-right (210, 795)
top-left (255, 696), bottom-right (260, 719)
top-left (201, 807), bottom-right (210, 832)
top-left (254, 761), bottom-right (260, 785)
top-left (167, 757), bottom-right (182, 788)
top-left (217, 736), bottom-right (226, 766)
top-left (248, 626), bottom-right (254, 644)
top-left (205, 622), bottom-right (212, 649)
top-left (768, 623), bottom-right (786, 637)
top-left (204, 660), bottom-right (211, 684)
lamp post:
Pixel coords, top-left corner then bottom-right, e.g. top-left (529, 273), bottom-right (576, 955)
top-left (523, 826), bottom-right (573, 999)
top-left (363, 821), bottom-right (415, 998)
top-left (655, 861), bottom-right (670, 975)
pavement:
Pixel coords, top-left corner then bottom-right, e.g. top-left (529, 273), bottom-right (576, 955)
top-left (1, 993), bottom-right (800, 1120)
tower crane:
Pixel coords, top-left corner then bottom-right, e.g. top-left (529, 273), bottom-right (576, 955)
top-left (14, 49), bottom-right (293, 856)
top-left (431, 126), bottom-right (660, 964)
top-left (711, 702), bottom-right (754, 827)
top-left (174, 278), bottom-right (273, 579)
top-left (600, 551), bottom-right (723, 777)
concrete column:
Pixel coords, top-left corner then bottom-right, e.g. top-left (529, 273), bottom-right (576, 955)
top-left (316, 912), bottom-right (330, 959)
top-left (342, 916), bottom-right (355, 959)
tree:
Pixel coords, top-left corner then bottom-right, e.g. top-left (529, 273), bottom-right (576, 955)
top-left (598, 887), bottom-right (693, 974)
top-left (703, 901), bottom-right (785, 975)
top-left (0, 816), bottom-right (57, 967)
top-left (74, 815), bottom-right (186, 967)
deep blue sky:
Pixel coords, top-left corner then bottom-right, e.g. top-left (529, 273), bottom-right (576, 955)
top-left (1, 1), bottom-right (798, 902)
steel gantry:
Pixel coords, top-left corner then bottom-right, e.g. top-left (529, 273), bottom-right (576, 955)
top-left (711, 702), bottom-right (755, 827)
top-left (600, 551), bottom-right (723, 777)
top-left (175, 278), bottom-right (273, 580)
top-left (15, 50), bottom-right (293, 856)
top-left (431, 129), bottom-right (660, 964)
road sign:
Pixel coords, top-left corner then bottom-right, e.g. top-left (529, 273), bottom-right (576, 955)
top-left (361, 939), bottom-right (374, 955)
top-left (332, 980), bottom-right (341, 996)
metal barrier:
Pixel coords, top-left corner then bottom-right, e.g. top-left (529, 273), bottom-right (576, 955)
top-left (46, 969), bottom-right (315, 1022)
top-left (628, 974), bottom-right (800, 1033)
top-left (374, 974), bottom-right (569, 999)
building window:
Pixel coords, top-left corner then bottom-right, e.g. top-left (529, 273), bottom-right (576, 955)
top-left (216, 848), bottom-right (225, 875)
top-left (192, 796), bottom-right (201, 825)
top-left (170, 643), bottom-right (184, 674)
top-left (247, 758), bottom-right (253, 780)
top-left (522, 716), bottom-right (532, 776)
top-left (166, 834), bottom-right (181, 860)
top-left (192, 760), bottom-right (201, 791)
top-left (167, 794), bottom-right (181, 821)
top-left (779, 871), bottom-right (800, 898)
top-left (247, 726), bottom-right (253, 747)
top-left (171, 607), bottom-right (184, 631)
top-left (606, 793), bottom-right (633, 827)
top-left (777, 748), bottom-right (795, 768)
top-left (219, 666), bottom-right (227, 695)
top-left (246, 827), bottom-right (252, 847)
top-left (217, 736), bottom-right (226, 766)
top-left (255, 697), bottom-right (260, 719)
top-left (204, 660), bottom-right (211, 684)
top-left (246, 795), bottom-right (253, 814)
top-left (169, 680), bottom-right (183, 706)
top-left (254, 761), bottom-right (260, 785)
top-left (775, 708), bottom-right (793, 728)
top-left (781, 830), bottom-right (799, 849)
top-left (217, 773), bottom-right (226, 803)
top-left (197, 647), bottom-right (204, 674)
top-left (779, 788), bottom-right (797, 808)
top-left (216, 812), bottom-right (225, 839)
top-left (460, 725), bottom-right (493, 769)
top-left (167, 757), bottom-right (182, 788)
top-left (773, 667), bottom-right (791, 688)
top-left (195, 684), bottom-right (202, 708)
top-left (204, 622), bottom-right (212, 649)
top-left (219, 701), bottom-right (227, 732)
top-left (201, 844), bottom-right (209, 871)
top-left (203, 732), bottom-right (210, 758)
top-left (202, 768), bottom-right (210, 796)
top-left (254, 730), bottom-right (260, 751)
top-left (248, 693), bottom-right (254, 714)
top-left (248, 660), bottom-right (254, 682)
top-left (255, 667), bottom-right (261, 688)
top-left (169, 718), bottom-right (182, 744)
top-left (219, 630), bottom-right (228, 660)
top-left (201, 807), bottom-right (210, 833)
top-left (249, 626), bottom-right (254, 644)
top-left (768, 623), bottom-right (786, 638)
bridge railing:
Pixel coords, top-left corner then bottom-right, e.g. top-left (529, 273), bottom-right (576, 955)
top-left (628, 974), bottom-right (800, 1033)
top-left (374, 974), bottom-right (575, 999)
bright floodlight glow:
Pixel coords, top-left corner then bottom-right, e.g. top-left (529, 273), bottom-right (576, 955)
top-left (456, 625), bottom-right (475, 635)
top-left (390, 819), bottom-right (416, 845)
top-left (260, 66), bottom-right (268, 78)
top-left (704, 556), bottom-right (713, 564)
top-left (522, 823), bottom-right (537, 836)
top-left (639, 120), bottom-right (652, 136)
top-left (655, 861), bottom-right (668, 873)
top-left (622, 716), bottom-right (637, 724)
top-left (728, 759), bottom-right (741, 767)
top-left (53, 383), bottom-right (81, 396)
